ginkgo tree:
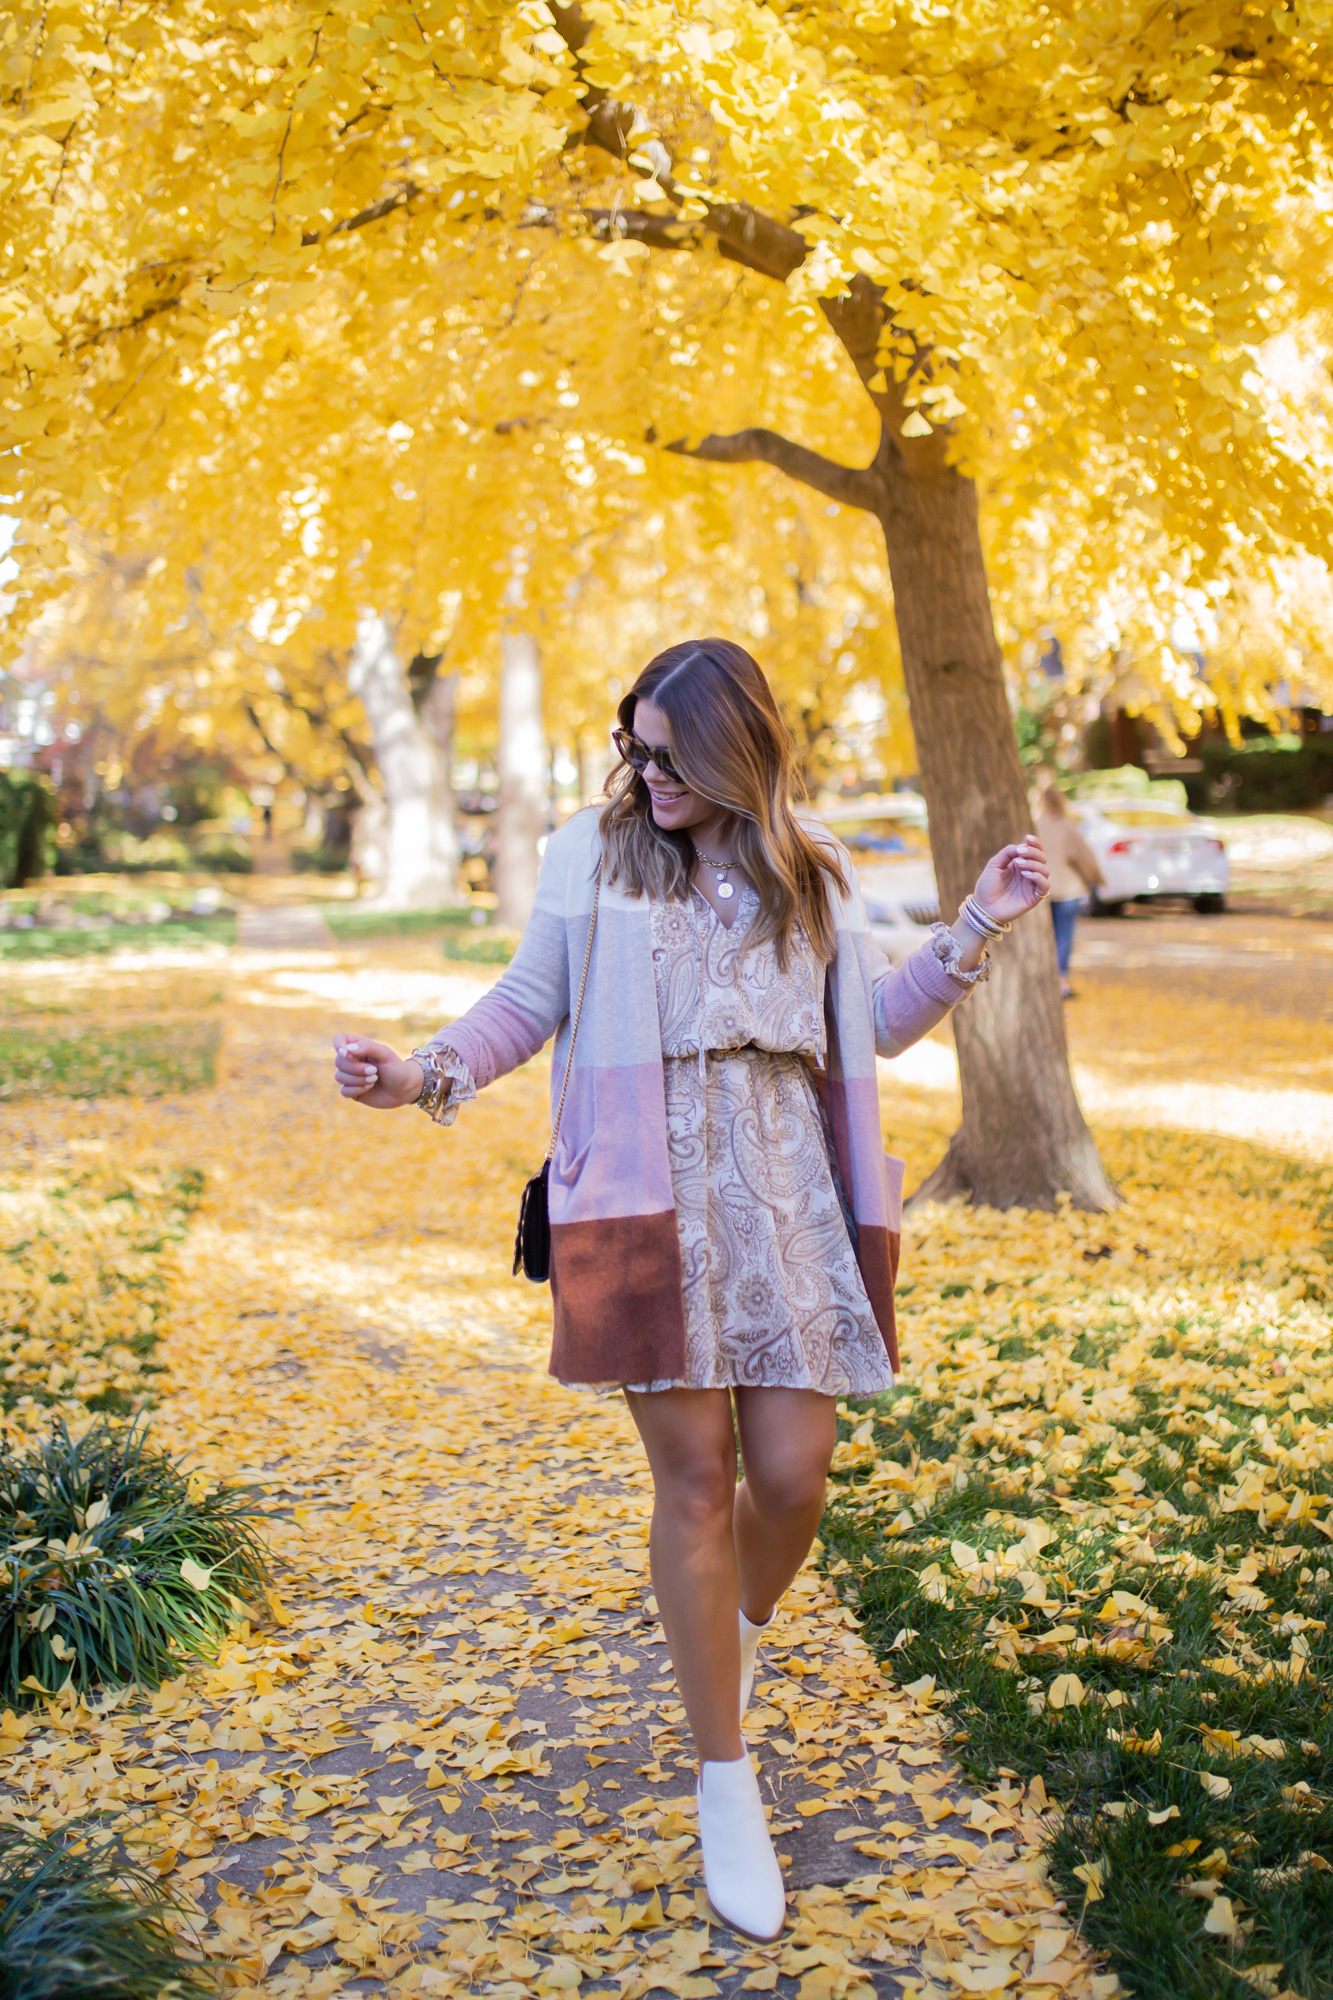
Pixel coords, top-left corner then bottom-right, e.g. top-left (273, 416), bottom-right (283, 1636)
top-left (5, 0), bottom-right (1333, 1207)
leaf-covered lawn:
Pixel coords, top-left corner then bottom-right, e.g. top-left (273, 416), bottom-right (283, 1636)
top-left (0, 967), bottom-right (226, 1100)
top-left (321, 903), bottom-right (519, 967)
top-left (824, 1087), bottom-right (1333, 2000)
top-left (0, 1021), bottom-right (222, 1098)
top-left (0, 1160), bottom-right (201, 1427)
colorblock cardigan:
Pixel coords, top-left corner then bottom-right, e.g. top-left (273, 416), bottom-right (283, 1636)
top-left (436, 808), bottom-right (972, 1386)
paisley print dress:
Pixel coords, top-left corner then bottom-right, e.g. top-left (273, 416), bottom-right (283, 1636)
top-left (626, 882), bottom-right (895, 1397)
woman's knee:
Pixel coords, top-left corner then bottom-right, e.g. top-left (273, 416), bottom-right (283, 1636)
top-left (742, 1454), bottom-right (828, 1523)
top-left (653, 1453), bottom-right (736, 1535)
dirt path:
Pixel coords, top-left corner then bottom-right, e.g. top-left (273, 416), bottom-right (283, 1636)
top-left (2, 956), bottom-right (1111, 1999)
top-left (237, 905), bottom-right (336, 950)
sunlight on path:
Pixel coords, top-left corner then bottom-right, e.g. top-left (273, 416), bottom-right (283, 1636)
top-left (883, 1046), bottom-right (1333, 1164)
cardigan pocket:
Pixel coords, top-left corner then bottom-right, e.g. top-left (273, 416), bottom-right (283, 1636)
top-left (551, 1131), bottom-right (592, 1192)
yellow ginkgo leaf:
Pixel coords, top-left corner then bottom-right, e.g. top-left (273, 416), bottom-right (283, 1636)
top-left (1202, 1895), bottom-right (1238, 1937)
top-left (1048, 1672), bottom-right (1085, 1710)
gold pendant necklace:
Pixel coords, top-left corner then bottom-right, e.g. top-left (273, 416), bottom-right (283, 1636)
top-left (693, 841), bottom-right (737, 900)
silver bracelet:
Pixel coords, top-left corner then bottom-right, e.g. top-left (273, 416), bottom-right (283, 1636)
top-left (410, 1046), bottom-right (451, 1121)
top-left (930, 923), bottom-right (990, 986)
top-left (960, 894), bottom-right (1009, 941)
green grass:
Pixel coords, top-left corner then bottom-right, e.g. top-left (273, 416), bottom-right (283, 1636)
top-left (320, 901), bottom-right (518, 964)
top-left (823, 1353), bottom-right (1333, 2000)
top-left (441, 930), bottom-right (516, 966)
top-left (0, 1819), bottom-right (214, 1999)
top-left (0, 1023), bottom-right (221, 1099)
top-left (0, 914), bottom-right (235, 961)
top-left (0, 1417), bottom-right (270, 1706)
top-left (322, 903), bottom-right (483, 939)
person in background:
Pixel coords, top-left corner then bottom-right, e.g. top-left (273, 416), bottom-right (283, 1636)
top-left (1032, 780), bottom-right (1104, 998)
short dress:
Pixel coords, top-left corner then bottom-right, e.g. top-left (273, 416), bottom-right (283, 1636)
top-left (626, 881), bottom-right (895, 1398)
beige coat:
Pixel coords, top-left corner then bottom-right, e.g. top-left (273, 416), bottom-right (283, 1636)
top-left (1035, 810), bottom-right (1104, 902)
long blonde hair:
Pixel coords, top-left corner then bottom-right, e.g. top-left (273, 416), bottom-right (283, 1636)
top-left (598, 639), bottom-right (848, 968)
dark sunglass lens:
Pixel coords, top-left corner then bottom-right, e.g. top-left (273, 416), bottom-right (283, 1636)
top-left (616, 728), bottom-right (683, 782)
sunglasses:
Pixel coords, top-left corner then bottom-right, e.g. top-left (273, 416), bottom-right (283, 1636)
top-left (611, 726), bottom-right (686, 787)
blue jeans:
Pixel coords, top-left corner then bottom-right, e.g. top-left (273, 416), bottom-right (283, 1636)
top-left (1050, 897), bottom-right (1081, 977)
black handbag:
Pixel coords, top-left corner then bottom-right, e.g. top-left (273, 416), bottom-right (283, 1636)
top-left (513, 865), bottom-right (601, 1282)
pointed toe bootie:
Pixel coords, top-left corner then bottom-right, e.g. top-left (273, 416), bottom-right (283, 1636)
top-left (696, 1751), bottom-right (786, 1943)
top-left (739, 1606), bottom-right (775, 1723)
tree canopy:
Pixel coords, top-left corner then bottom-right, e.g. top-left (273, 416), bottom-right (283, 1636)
top-left (5, 0), bottom-right (1332, 718)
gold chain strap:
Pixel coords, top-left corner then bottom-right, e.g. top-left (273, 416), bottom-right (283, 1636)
top-left (546, 864), bottom-right (601, 1163)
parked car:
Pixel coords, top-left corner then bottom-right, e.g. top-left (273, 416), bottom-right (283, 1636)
top-left (816, 796), bottom-right (940, 962)
top-left (1072, 798), bottom-right (1229, 914)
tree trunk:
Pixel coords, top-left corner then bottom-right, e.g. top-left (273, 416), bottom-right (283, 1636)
top-left (872, 458), bottom-right (1118, 1210)
top-left (348, 614), bottom-right (460, 908)
top-left (494, 629), bottom-right (547, 928)
top-left (577, 729), bottom-right (614, 807)
top-left (348, 767), bottom-right (388, 890)
top-left (414, 660), bottom-right (463, 888)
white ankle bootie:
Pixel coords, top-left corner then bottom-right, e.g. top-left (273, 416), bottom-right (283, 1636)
top-left (696, 1751), bottom-right (786, 1942)
top-left (739, 1606), bottom-right (774, 1722)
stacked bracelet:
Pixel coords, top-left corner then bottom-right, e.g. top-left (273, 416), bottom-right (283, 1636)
top-left (930, 923), bottom-right (990, 986)
top-left (960, 894), bottom-right (1010, 943)
top-left (411, 1046), bottom-right (450, 1121)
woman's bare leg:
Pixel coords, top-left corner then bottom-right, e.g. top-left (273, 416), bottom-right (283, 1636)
top-left (624, 1387), bottom-right (744, 1763)
top-left (732, 1388), bottom-right (837, 1625)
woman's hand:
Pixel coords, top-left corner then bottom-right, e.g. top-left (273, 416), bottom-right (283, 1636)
top-left (332, 1034), bottom-right (423, 1110)
top-left (972, 834), bottom-right (1050, 925)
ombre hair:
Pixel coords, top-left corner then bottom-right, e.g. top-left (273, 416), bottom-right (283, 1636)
top-left (598, 639), bottom-right (848, 967)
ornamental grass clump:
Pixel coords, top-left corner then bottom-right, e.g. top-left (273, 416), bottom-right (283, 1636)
top-left (0, 1417), bottom-right (269, 1707)
top-left (0, 1820), bottom-right (214, 2000)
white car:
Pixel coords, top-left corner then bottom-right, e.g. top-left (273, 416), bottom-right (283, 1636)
top-left (1072, 798), bottom-right (1229, 915)
top-left (816, 797), bottom-right (940, 963)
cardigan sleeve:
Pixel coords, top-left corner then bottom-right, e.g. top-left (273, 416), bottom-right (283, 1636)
top-left (824, 829), bottom-right (973, 1059)
top-left (423, 830), bottom-right (576, 1093)
top-left (870, 938), bottom-right (971, 1058)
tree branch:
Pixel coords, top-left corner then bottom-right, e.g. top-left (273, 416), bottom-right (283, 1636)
top-left (74, 183), bottom-right (423, 351)
top-left (243, 700), bottom-right (320, 789)
top-left (585, 207), bottom-right (699, 254)
top-left (549, 5), bottom-right (940, 468)
top-left (551, 6), bottom-right (809, 284)
top-left (303, 182), bottom-right (422, 245)
top-left (705, 203), bottom-right (807, 284)
top-left (77, 294), bottom-right (183, 349)
top-left (665, 428), bottom-right (882, 512)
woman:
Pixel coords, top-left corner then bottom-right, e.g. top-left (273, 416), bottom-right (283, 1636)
top-left (1031, 780), bottom-right (1103, 998)
top-left (332, 640), bottom-right (1049, 1943)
